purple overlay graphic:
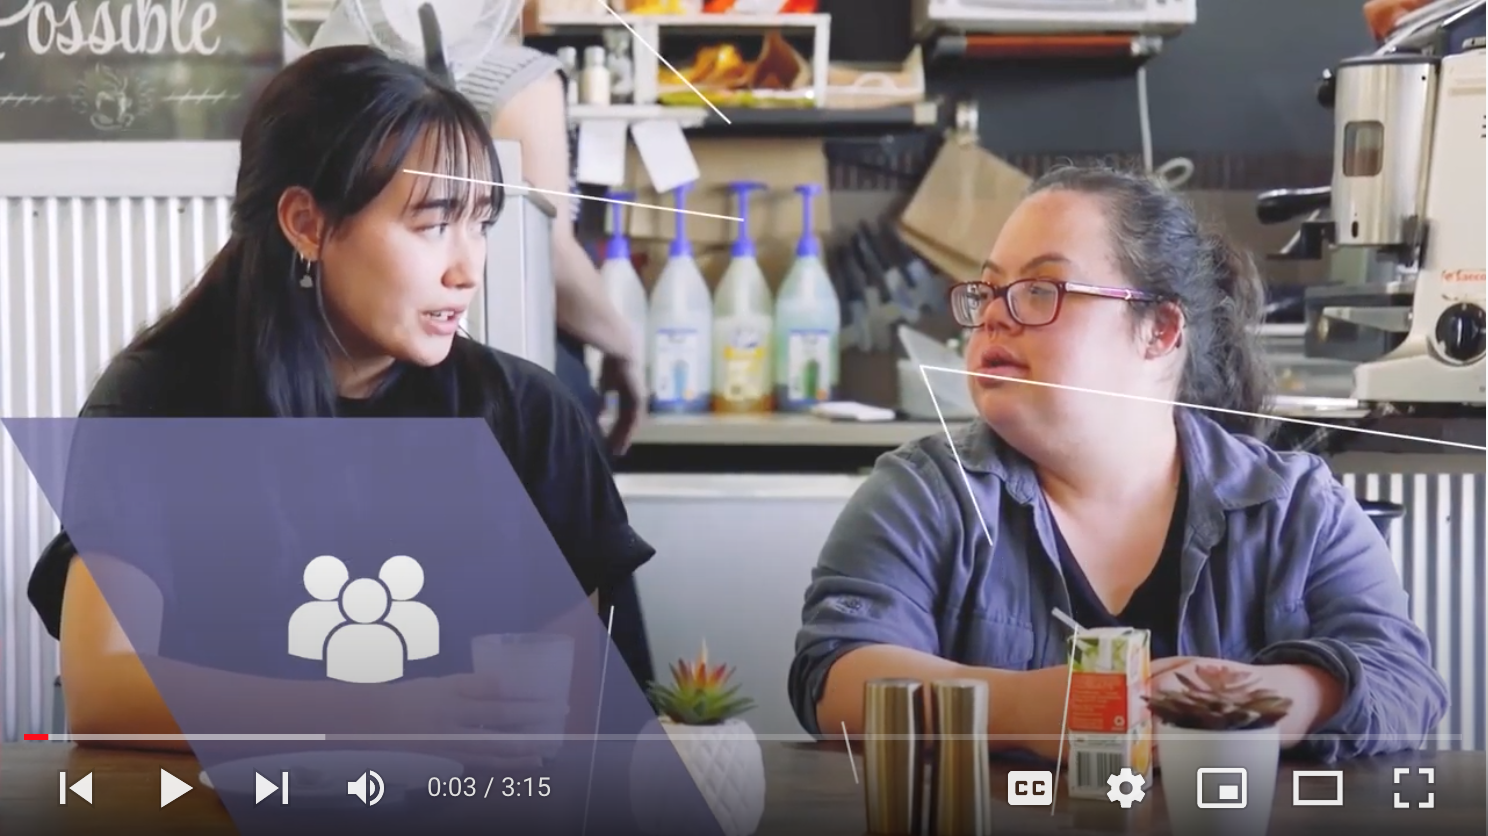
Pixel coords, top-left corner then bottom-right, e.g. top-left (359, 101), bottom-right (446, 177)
top-left (3, 417), bottom-right (721, 836)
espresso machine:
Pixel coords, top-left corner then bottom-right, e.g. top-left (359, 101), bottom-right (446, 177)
top-left (1257, 0), bottom-right (1486, 411)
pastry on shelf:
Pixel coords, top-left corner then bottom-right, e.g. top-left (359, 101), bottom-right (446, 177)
top-left (702, 0), bottom-right (818, 11)
top-left (626, 0), bottom-right (699, 13)
top-left (657, 30), bottom-right (812, 108)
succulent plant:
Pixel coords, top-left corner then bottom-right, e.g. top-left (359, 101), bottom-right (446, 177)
top-left (646, 641), bottom-right (756, 726)
top-left (1145, 664), bottom-right (1293, 731)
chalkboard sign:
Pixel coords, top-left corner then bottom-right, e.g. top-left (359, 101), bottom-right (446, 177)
top-left (0, 0), bottom-right (284, 141)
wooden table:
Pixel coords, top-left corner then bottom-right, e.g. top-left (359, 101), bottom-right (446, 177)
top-left (1, 741), bottom-right (1482, 836)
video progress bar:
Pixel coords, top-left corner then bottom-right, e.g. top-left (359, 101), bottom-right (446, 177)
top-left (24, 732), bottom-right (1456, 742)
top-left (26, 732), bottom-right (807, 742)
top-left (27, 734), bottom-right (328, 741)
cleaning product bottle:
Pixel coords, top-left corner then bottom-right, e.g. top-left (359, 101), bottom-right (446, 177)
top-left (711, 180), bottom-right (774, 413)
top-left (590, 191), bottom-right (651, 407)
top-left (773, 183), bottom-right (841, 413)
top-left (647, 183), bottom-right (713, 414)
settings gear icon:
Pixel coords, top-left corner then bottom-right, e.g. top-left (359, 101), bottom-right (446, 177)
top-left (1107, 768), bottom-right (1147, 808)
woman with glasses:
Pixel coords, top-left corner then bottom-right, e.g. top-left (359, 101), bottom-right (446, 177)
top-left (788, 165), bottom-right (1446, 762)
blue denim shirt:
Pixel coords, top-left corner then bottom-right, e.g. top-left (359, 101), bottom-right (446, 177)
top-left (789, 408), bottom-right (1448, 762)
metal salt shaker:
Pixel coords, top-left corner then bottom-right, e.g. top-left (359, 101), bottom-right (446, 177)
top-left (863, 678), bottom-right (927, 835)
top-left (928, 679), bottom-right (992, 836)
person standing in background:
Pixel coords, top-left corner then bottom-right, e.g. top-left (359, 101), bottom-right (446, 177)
top-left (309, 0), bottom-right (656, 691)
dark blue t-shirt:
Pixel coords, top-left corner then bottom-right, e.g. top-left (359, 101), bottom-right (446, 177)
top-left (27, 340), bottom-right (653, 681)
top-left (1052, 474), bottom-right (1186, 660)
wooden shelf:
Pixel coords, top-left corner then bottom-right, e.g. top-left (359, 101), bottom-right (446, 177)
top-left (541, 12), bottom-right (829, 31)
top-left (568, 101), bottom-right (939, 136)
top-left (570, 103), bottom-right (710, 126)
top-left (925, 31), bottom-right (1165, 64)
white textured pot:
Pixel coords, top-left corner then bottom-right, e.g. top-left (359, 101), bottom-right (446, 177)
top-left (630, 717), bottom-right (766, 836)
top-left (1156, 723), bottom-right (1279, 836)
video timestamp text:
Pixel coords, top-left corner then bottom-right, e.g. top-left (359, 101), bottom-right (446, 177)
top-left (428, 776), bottom-right (552, 799)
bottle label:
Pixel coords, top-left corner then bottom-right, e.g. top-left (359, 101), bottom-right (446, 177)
top-left (652, 328), bottom-right (701, 404)
top-left (785, 329), bottom-right (832, 402)
top-left (722, 324), bottom-right (769, 403)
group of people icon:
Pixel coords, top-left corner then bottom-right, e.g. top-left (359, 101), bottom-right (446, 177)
top-left (288, 554), bottom-right (441, 684)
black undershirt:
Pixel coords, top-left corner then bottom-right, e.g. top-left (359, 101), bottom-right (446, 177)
top-left (1052, 475), bottom-right (1186, 660)
top-left (27, 339), bottom-right (655, 648)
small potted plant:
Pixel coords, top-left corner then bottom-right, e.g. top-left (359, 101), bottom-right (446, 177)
top-left (1145, 665), bottom-right (1292, 835)
top-left (629, 642), bottom-right (764, 836)
top-left (1146, 665), bottom-right (1293, 732)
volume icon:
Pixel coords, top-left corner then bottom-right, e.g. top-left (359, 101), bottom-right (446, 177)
top-left (347, 771), bottom-right (384, 806)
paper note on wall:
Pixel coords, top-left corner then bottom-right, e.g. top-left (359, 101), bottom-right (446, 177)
top-left (629, 120), bottom-right (700, 196)
top-left (575, 120), bottom-right (629, 187)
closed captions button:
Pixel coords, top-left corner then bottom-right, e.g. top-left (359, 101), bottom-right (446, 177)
top-left (1007, 770), bottom-right (1055, 806)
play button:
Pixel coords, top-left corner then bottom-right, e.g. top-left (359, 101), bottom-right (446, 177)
top-left (160, 769), bottom-right (193, 807)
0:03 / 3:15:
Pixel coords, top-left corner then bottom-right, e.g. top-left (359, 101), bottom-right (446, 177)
top-left (427, 776), bottom-right (552, 798)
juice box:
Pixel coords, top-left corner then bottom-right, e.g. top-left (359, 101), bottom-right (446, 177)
top-left (1063, 627), bottom-right (1153, 800)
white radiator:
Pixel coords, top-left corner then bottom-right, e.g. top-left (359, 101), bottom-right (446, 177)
top-left (2, 192), bottom-right (230, 736)
top-left (1340, 470), bottom-right (1486, 752)
top-left (0, 141), bottom-right (554, 741)
top-left (0, 142), bottom-right (239, 742)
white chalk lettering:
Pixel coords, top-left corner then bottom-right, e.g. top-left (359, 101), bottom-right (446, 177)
top-left (0, 0), bottom-right (221, 61)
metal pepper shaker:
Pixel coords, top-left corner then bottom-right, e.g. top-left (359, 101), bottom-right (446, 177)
top-left (863, 678), bottom-right (927, 835)
top-left (928, 679), bottom-right (991, 836)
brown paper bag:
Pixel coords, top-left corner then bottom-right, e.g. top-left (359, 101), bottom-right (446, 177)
top-left (898, 138), bottom-right (1032, 278)
top-left (895, 223), bottom-right (982, 286)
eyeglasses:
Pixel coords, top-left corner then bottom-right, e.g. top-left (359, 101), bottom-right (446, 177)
top-left (948, 279), bottom-right (1168, 328)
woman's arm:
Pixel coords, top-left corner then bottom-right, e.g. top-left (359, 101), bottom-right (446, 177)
top-left (59, 554), bottom-right (349, 751)
top-left (61, 554), bottom-right (182, 746)
top-left (490, 72), bottom-right (636, 361)
top-left (1251, 469), bottom-right (1449, 759)
top-left (790, 449), bottom-right (1071, 757)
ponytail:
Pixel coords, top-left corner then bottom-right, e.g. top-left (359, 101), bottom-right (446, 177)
top-left (1192, 230), bottom-right (1275, 440)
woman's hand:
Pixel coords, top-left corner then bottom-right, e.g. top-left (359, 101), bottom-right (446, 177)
top-left (1148, 656), bottom-right (1344, 746)
top-left (598, 352), bottom-right (646, 455)
top-left (1000, 665), bottom-right (1082, 763)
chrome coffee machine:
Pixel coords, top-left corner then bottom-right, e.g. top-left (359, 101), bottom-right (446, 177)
top-left (1257, 0), bottom-right (1486, 410)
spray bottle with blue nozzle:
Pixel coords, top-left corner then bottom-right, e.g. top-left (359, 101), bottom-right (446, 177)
top-left (712, 180), bottom-right (774, 413)
top-left (773, 183), bottom-right (841, 412)
top-left (647, 182), bottom-right (712, 414)
top-left (588, 190), bottom-right (651, 405)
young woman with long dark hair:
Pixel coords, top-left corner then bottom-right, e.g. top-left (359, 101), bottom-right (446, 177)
top-left (27, 45), bottom-right (652, 753)
top-left (312, 0), bottom-right (658, 692)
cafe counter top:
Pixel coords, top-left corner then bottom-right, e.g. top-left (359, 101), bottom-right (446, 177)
top-left (618, 411), bottom-right (1486, 475)
top-left (1, 741), bottom-right (1482, 836)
